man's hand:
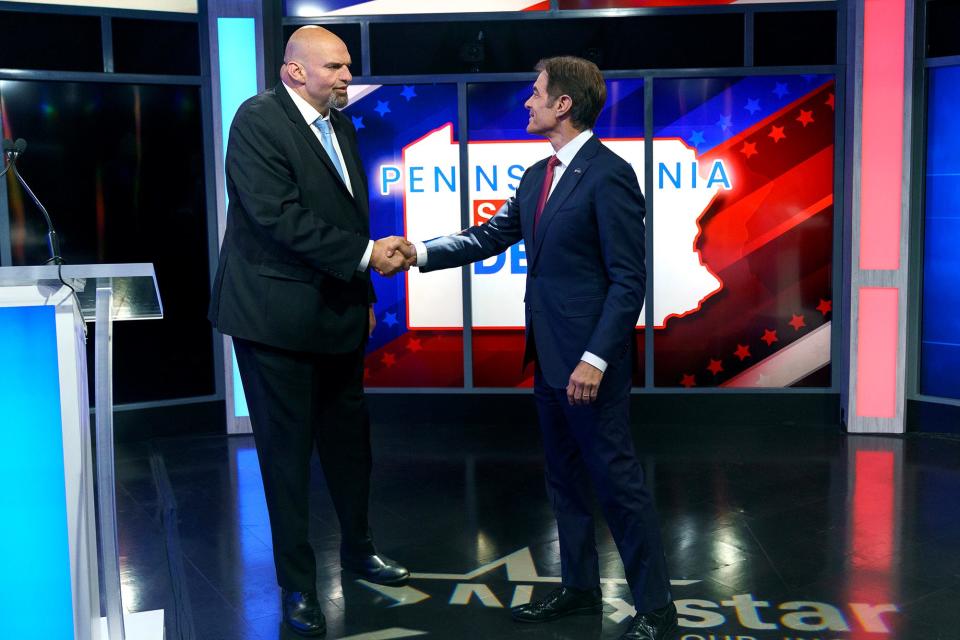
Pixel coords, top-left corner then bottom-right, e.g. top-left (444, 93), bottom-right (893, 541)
top-left (371, 236), bottom-right (415, 276)
top-left (567, 360), bottom-right (603, 406)
top-left (385, 240), bottom-right (418, 267)
top-left (368, 305), bottom-right (376, 337)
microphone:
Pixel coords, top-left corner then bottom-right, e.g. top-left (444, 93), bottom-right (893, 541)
top-left (2, 137), bottom-right (26, 160)
top-left (2, 138), bottom-right (63, 265)
top-left (0, 139), bottom-right (21, 177)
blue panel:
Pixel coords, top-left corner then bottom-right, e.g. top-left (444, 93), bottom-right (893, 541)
top-left (921, 66), bottom-right (960, 400)
top-left (217, 17), bottom-right (259, 165)
top-left (0, 306), bottom-right (75, 639)
top-left (217, 17), bottom-right (258, 418)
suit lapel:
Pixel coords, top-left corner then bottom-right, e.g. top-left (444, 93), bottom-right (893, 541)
top-left (273, 84), bottom-right (357, 203)
top-left (530, 137), bottom-right (599, 265)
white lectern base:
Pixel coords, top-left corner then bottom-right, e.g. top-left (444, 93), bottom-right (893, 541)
top-left (97, 610), bottom-right (165, 639)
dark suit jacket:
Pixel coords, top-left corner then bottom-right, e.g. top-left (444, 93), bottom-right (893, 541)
top-left (421, 135), bottom-right (646, 388)
top-left (209, 83), bottom-right (375, 354)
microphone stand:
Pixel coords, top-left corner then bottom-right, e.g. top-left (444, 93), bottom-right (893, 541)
top-left (2, 138), bottom-right (83, 339)
top-left (3, 139), bottom-right (62, 265)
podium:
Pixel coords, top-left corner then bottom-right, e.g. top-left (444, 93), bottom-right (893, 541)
top-left (0, 264), bottom-right (164, 640)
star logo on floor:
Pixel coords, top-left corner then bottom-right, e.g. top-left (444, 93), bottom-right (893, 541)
top-left (343, 546), bottom-right (902, 638)
top-left (356, 547), bottom-right (697, 619)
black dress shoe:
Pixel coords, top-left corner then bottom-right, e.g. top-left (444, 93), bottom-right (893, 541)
top-left (511, 586), bottom-right (603, 623)
top-left (341, 553), bottom-right (410, 586)
top-left (281, 589), bottom-right (326, 637)
top-left (619, 601), bottom-right (678, 640)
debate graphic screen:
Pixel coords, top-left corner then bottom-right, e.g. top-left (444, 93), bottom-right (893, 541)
top-left (652, 75), bottom-right (835, 388)
top-left (284, 0), bottom-right (824, 12)
top-left (346, 75), bottom-right (836, 389)
top-left (558, 0), bottom-right (826, 6)
top-left (344, 83), bottom-right (464, 387)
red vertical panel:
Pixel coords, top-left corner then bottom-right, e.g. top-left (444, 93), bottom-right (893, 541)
top-left (856, 288), bottom-right (899, 418)
top-left (860, 0), bottom-right (906, 270)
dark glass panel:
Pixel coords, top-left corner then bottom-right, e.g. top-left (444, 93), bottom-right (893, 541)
top-left (1, 80), bottom-right (214, 402)
top-left (927, 0), bottom-right (960, 58)
top-left (371, 15), bottom-right (743, 75)
top-left (0, 11), bottom-right (102, 72)
top-left (754, 11), bottom-right (837, 67)
top-left (112, 18), bottom-right (201, 76)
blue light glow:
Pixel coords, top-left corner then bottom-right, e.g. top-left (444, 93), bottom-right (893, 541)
top-left (217, 17), bottom-right (258, 418)
top-left (217, 17), bottom-right (258, 168)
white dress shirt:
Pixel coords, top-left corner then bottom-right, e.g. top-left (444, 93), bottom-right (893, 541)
top-left (282, 83), bottom-right (374, 272)
top-left (414, 129), bottom-right (609, 373)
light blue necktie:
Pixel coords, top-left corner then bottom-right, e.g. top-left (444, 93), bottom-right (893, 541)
top-left (314, 116), bottom-right (347, 184)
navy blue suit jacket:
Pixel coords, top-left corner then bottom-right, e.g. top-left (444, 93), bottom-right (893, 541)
top-left (421, 135), bottom-right (646, 388)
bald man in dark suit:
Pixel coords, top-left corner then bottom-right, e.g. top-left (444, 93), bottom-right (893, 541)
top-left (209, 26), bottom-right (412, 638)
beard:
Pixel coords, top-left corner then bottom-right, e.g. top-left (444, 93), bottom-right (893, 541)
top-left (327, 91), bottom-right (348, 110)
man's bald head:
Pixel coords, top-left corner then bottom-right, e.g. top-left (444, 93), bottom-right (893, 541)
top-left (284, 26), bottom-right (343, 65)
top-left (281, 26), bottom-right (353, 114)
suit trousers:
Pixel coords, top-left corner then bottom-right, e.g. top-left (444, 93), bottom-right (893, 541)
top-left (534, 356), bottom-right (672, 613)
top-left (233, 337), bottom-right (375, 591)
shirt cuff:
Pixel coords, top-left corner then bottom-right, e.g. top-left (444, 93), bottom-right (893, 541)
top-left (357, 240), bottom-right (374, 272)
top-left (413, 241), bottom-right (428, 268)
top-left (581, 351), bottom-right (608, 373)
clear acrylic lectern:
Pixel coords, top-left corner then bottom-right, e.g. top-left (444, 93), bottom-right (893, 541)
top-left (0, 263), bottom-right (162, 640)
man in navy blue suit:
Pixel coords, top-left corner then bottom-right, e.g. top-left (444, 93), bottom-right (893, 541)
top-left (408, 57), bottom-right (677, 640)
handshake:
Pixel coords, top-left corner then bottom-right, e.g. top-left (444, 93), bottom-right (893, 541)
top-left (369, 236), bottom-right (418, 277)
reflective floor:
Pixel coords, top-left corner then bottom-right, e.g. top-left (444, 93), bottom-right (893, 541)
top-left (115, 419), bottom-right (960, 640)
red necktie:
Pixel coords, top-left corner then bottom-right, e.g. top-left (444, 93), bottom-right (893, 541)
top-left (533, 155), bottom-right (561, 236)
